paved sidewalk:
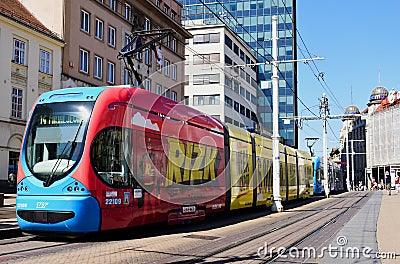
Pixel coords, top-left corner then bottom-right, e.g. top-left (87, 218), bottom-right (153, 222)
top-left (377, 190), bottom-right (400, 263)
top-left (320, 190), bottom-right (400, 264)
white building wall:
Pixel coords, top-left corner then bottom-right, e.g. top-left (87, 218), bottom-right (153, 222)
top-left (0, 14), bottom-right (63, 183)
top-left (368, 106), bottom-right (400, 167)
top-left (184, 24), bottom-right (257, 128)
top-left (18, 0), bottom-right (64, 38)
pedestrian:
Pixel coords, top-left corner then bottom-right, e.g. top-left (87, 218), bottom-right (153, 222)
top-left (395, 174), bottom-right (400, 193)
top-left (371, 178), bottom-right (377, 191)
top-left (385, 171), bottom-right (391, 195)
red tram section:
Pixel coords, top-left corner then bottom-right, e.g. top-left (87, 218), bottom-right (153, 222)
top-left (16, 86), bottom-right (313, 235)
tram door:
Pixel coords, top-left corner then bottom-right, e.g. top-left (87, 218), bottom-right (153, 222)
top-left (133, 130), bottom-right (167, 225)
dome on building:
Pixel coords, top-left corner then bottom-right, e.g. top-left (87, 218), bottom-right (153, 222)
top-left (369, 86), bottom-right (388, 102)
top-left (345, 105), bottom-right (360, 114)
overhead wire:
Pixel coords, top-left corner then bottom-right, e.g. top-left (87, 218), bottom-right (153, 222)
top-left (276, 0), bottom-right (345, 112)
top-left (273, 0), bottom-right (345, 145)
top-left (195, 0), bottom-right (319, 117)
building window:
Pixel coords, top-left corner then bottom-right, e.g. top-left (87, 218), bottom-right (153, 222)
top-left (94, 56), bottom-right (103, 79)
top-left (193, 95), bottom-right (220, 105)
top-left (108, 26), bottom-right (116, 47)
top-left (172, 38), bottom-right (177, 52)
top-left (145, 49), bottom-right (151, 65)
top-left (194, 53), bottom-right (220, 64)
top-left (136, 50), bottom-right (142, 61)
top-left (79, 48), bottom-right (89, 74)
top-left (164, 60), bottom-right (170, 76)
top-left (246, 90), bottom-right (251, 101)
top-left (193, 33), bottom-right (220, 44)
top-left (225, 96), bottom-right (233, 107)
top-left (13, 38), bottom-right (26, 65)
top-left (124, 68), bottom-right (130, 85)
top-left (225, 35), bottom-right (232, 49)
top-left (109, 0), bottom-right (116, 11)
top-left (171, 91), bottom-right (177, 101)
top-left (11, 88), bottom-right (23, 119)
top-left (163, 5), bottom-right (169, 15)
top-left (144, 18), bottom-right (151, 31)
top-left (125, 34), bottom-right (133, 52)
top-left (224, 55), bottom-right (232, 66)
top-left (193, 74), bottom-right (220, 85)
top-left (80, 9), bottom-right (90, 33)
top-left (156, 0), bottom-right (161, 7)
top-left (95, 18), bottom-right (104, 40)
top-left (171, 11), bottom-right (176, 20)
top-left (240, 86), bottom-right (245, 96)
top-left (156, 84), bottom-right (162, 94)
top-left (144, 79), bottom-right (151, 91)
top-left (171, 64), bottom-right (177, 80)
top-left (193, 95), bottom-right (203, 106)
top-left (39, 49), bottom-right (51, 74)
top-left (163, 89), bottom-right (170, 98)
top-left (165, 35), bottom-right (171, 48)
top-left (234, 101), bottom-right (239, 112)
top-left (125, 3), bottom-right (131, 21)
top-left (107, 61), bottom-right (115, 84)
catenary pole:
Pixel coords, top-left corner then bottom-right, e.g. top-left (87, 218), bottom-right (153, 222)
top-left (346, 123), bottom-right (351, 190)
top-left (321, 93), bottom-right (330, 198)
top-left (271, 15), bottom-right (283, 212)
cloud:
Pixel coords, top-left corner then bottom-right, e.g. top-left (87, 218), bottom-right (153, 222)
top-left (131, 112), bottom-right (160, 131)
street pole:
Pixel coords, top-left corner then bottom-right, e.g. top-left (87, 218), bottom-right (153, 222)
top-left (351, 140), bottom-right (355, 189)
top-left (321, 93), bottom-right (330, 198)
top-left (271, 15), bottom-right (283, 212)
top-left (346, 123), bottom-right (351, 190)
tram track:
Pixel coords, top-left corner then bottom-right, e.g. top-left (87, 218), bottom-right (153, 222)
top-left (157, 191), bottom-right (369, 263)
top-left (262, 193), bottom-right (368, 263)
top-left (0, 192), bottom-right (371, 264)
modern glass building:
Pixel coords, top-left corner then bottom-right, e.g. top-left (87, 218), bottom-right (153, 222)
top-left (181, 0), bottom-right (298, 147)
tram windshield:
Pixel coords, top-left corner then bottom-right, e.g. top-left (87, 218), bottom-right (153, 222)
top-left (25, 101), bottom-right (94, 184)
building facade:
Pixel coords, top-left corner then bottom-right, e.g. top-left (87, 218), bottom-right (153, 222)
top-left (184, 23), bottom-right (258, 128)
top-left (366, 86), bottom-right (400, 186)
top-left (0, 0), bottom-right (63, 185)
top-left (20, 0), bottom-right (191, 100)
top-left (339, 105), bottom-right (366, 190)
top-left (181, 0), bottom-right (298, 146)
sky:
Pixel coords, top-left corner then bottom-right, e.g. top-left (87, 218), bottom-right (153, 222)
top-left (294, 0), bottom-right (400, 155)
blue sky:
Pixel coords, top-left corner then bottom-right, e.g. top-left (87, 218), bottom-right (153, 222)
top-left (295, 1), bottom-right (400, 155)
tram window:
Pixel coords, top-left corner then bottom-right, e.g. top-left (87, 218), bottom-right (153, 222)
top-left (91, 127), bottom-right (133, 188)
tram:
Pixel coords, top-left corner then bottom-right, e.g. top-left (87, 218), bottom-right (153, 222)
top-left (312, 156), bottom-right (344, 195)
top-left (16, 86), bottom-right (314, 234)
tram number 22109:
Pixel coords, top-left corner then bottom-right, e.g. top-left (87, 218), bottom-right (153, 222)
top-left (105, 198), bottom-right (122, 205)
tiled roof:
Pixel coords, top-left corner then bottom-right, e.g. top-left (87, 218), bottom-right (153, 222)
top-left (0, 0), bottom-right (60, 39)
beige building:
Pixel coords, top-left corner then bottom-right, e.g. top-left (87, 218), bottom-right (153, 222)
top-left (0, 0), bottom-right (64, 186)
top-left (20, 0), bottom-right (191, 100)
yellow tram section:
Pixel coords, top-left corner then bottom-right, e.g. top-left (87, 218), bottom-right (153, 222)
top-left (297, 149), bottom-right (314, 197)
top-left (226, 124), bottom-right (313, 210)
top-left (226, 124), bottom-right (254, 210)
top-left (253, 134), bottom-right (273, 207)
top-left (285, 146), bottom-right (298, 201)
